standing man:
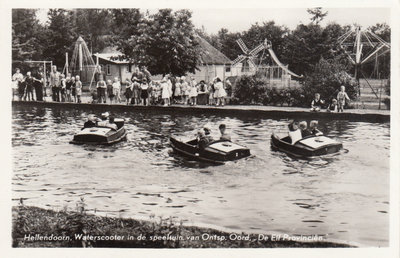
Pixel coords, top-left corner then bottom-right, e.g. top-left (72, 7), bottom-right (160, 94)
top-left (12, 68), bottom-right (24, 101)
top-left (33, 66), bottom-right (44, 101)
top-left (24, 72), bottom-right (35, 101)
top-left (95, 65), bottom-right (106, 83)
top-left (49, 65), bottom-right (61, 102)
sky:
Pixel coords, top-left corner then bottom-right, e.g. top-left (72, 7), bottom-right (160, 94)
top-left (35, 8), bottom-right (390, 34)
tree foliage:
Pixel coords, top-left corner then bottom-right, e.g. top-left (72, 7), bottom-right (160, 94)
top-left (115, 9), bottom-right (199, 76)
top-left (302, 57), bottom-right (358, 104)
top-left (307, 8), bottom-right (328, 25)
top-left (12, 9), bottom-right (45, 62)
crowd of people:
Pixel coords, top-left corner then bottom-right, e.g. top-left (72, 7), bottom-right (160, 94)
top-left (310, 86), bottom-right (351, 113)
top-left (12, 65), bottom-right (351, 113)
top-left (287, 120), bottom-right (323, 144)
top-left (12, 65), bottom-right (233, 107)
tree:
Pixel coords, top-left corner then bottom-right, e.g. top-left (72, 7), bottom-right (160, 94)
top-left (116, 9), bottom-right (200, 76)
top-left (12, 9), bottom-right (46, 63)
top-left (302, 57), bottom-right (358, 104)
top-left (307, 8), bottom-right (328, 25)
top-left (42, 9), bottom-right (77, 68)
top-left (72, 9), bottom-right (114, 54)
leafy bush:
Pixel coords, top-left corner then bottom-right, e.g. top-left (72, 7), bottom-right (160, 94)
top-left (302, 57), bottom-right (358, 105)
top-left (231, 75), bottom-right (268, 105)
top-left (231, 74), bottom-right (307, 107)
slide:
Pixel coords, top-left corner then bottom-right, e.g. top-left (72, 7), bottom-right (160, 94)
top-left (267, 48), bottom-right (303, 78)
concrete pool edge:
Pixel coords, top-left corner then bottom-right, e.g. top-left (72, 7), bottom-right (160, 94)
top-left (12, 101), bottom-right (390, 123)
top-left (12, 205), bottom-right (355, 248)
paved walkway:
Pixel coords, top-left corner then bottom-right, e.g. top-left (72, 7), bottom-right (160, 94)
top-left (32, 94), bottom-right (389, 116)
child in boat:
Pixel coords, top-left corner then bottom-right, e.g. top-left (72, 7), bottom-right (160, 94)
top-left (299, 121), bottom-right (312, 138)
top-left (337, 86), bottom-right (350, 112)
top-left (219, 124), bottom-right (231, 141)
top-left (310, 93), bottom-right (325, 112)
top-left (288, 120), bottom-right (302, 144)
top-left (84, 114), bottom-right (97, 128)
top-left (309, 120), bottom-right (323, 136)
top-left (327, 99), bottom-right (338, 112)
top-left (107, 117), bottom-right (118, 130)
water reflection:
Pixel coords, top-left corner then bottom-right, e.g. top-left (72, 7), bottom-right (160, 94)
top-left (12, 105), bottom-right (389, 247)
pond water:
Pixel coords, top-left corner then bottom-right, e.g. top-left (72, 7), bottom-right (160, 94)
top-left (12, 105), bottom-right (390, 247)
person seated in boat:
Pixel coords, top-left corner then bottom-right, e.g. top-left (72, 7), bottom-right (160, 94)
top-left (107, 117), bottom-right (118, 130)
top-left (299, 121), bottom-right (312, 138)
top-left (310, 93), bottom-right (325, 112)
top-left (288, 120), bottom-right (302, 144)
top-left (97, 112), bottom-right (110, 126)
top-left (203, 127), bottom-right (214, 142)
top-left (197, 131), bottom-right (209, 149)
top-left (326, 99), bottom-right (338, 112)
top-left (219, 124), bottom-right (231, 141)
top-left (83, 114), bottom-right (97, 128)
top-left (309, 120), bottom-right (323, 136)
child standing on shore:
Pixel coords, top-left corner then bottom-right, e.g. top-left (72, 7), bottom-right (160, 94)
top-left (337, 86), bottom-right (350, 112)
top-left (124, 78), bottom-right (133, 105)
top-left (112, 77), bottom-right (121, 103)
top-left (75, 75), bottom-right (82, 103)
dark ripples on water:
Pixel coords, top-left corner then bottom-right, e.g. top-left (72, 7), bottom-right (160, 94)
top-left (12, 106), bottom-right (390, 246)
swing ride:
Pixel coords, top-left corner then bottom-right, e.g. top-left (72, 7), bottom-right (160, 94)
top-left (338, 26), bottom-right (390, 97)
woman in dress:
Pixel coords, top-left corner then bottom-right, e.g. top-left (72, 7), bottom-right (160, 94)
top-left (161, 77), bottom-right (170, 106)
top-left (214, 77), bottom-right (226, 106)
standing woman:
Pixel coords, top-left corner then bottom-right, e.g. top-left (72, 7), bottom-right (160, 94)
top-left (124, 78), bottom-right (133, 105)
top-left (113, 77), bottom-right (122, 103)
top-left (215, 77), bottom-right (226, 106)
top-left (12, 68), bottom-right (24, 101)
top-left (161, 77), bottom-right (170, 106)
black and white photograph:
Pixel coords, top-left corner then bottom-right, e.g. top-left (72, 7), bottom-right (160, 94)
top-left (2, 0), bottom-right (399, 257)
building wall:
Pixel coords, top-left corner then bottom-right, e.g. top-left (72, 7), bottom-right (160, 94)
top-left (99, 61), bottom-right (134, 84)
